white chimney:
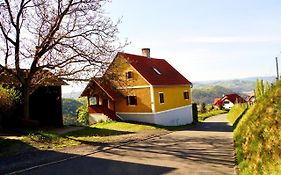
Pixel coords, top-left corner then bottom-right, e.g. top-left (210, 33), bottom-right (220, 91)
top-left (142, 48), bottom-right (150, 58)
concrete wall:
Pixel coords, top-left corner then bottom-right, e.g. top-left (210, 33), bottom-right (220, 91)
top-left (116, 105), bottom-right (193, 126)
top-left (88, 113), bottom-right (110, 124)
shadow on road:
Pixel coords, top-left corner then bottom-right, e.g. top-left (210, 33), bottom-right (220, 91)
top-left (187, 122), bottom-right (233, 132)
top-left (19, 155), bottom-right (176, 175)
top-left (0, 147), bottom-right (176, 175)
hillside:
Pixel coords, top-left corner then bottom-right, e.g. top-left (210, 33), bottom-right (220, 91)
top-left (233, 81), bottom-right (281, 174)
top-left (192, 85), bottom-right (234, 104)
top-left (193, 76), bottom-right (275, 93)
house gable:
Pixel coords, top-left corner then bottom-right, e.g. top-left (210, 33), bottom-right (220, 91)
top-left (118, 52), bottom-right (192, 86)
top-left (105, 54), bottom-right (151, 88)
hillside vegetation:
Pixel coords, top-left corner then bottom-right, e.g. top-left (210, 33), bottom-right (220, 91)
top-left (233, 81), bottom-right (281, 174)
top-left (194, 79), bottom-right (255, 92)
top-left (192, 85), bottom-right (234, 104)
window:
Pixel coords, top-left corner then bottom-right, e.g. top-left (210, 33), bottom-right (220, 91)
top-left (127, 96), bottom-right (137, 105)
top-left (89, 97), bottom-right (97, 106)
top-left (159, 92), bottom-right (164, 104)
top-left (152, 67), bottom-right (161, 75)
top-left (184, 91), bottom-right (189, 100)
top-left (126, 71), bottom-right (133, 80)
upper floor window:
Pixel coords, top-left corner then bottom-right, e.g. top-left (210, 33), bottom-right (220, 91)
top-left (126, 71), bottom-right (133, 80)
top-left (127, 96), bottom-right (137, 105)
top-left (184, 91), bottom-right (189, 100)
top-left (159, 92), bottom-right (164, 104)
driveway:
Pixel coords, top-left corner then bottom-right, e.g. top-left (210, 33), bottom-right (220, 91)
top-left (5, 114), bottom-right (235, 175)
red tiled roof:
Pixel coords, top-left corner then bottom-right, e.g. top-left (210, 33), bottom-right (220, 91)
top-left (214, 93), bottom-right (246, 106)
top-left (81, 77), bottom-right (122, 100)
top-left (118, 52), bottom-right (192, 86)
top-left (223, 94), bottom-right (246, 104)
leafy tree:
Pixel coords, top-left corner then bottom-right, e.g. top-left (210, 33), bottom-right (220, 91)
top-left (0, 0), bottom-right (126, 120)
top-left (62, 98), bottom-right (82, 117)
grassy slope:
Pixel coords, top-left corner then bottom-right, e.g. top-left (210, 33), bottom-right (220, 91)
top-left (192, 85), bottom-right (234, 104)
top-left (198, 110), bottom-right (227, 122)
top-left (227, 104), bottom-right (248, 125)
top-left (234, 81), bottom-right (281, 175)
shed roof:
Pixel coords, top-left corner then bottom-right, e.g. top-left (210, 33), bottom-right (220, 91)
top-left (0, 68), bottom-right (67, 86)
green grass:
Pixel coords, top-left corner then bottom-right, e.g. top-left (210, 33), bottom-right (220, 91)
top-left (227, 103), bottom-right (248, 126)
top-left (198, 109), bottom-right (227, 122)
top-left (234, 81), bottom-right (281, 175)
top-left (0, 121), bottom-right (170, 156)
top-left (64, 121), bottom-right (166, 143)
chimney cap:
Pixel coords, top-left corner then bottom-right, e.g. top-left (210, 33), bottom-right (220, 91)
top-left (141, 48), bottom-right (150, 58)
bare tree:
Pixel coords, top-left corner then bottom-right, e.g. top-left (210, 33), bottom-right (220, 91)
top-left (0, 0), bottom-right (125, 120)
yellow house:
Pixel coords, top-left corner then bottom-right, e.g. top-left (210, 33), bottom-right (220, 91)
top-left (81, 48), bottom-right (193, 126)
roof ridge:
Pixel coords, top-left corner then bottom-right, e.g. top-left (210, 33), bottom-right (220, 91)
top-left (118, 52), bottom-right (165, 60)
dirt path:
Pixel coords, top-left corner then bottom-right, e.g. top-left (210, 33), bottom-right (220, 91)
top-left (3, 114), bottom-right (236, 175)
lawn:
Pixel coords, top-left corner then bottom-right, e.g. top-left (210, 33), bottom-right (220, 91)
top-left (0, 121), bottom-right (169, 157)
top-left (198, 109), bottom-right (227, 122)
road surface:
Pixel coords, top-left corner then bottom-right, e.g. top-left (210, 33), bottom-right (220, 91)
top-left (7, 114), bottom-right (236, 175)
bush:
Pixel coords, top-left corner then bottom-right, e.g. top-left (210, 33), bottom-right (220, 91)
top-left (0, 85), bottom-right (20, 128)
top-left (199, 103), bottom-right (207, 113)
top-left (76, 97), bottom-right (89, 126)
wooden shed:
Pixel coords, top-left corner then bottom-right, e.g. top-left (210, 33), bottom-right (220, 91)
top-left (0, 69), bottom-right (66, 127)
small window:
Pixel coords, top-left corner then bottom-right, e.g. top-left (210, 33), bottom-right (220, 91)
top-left (184, 91), bottom-right (189, 100)
top-left (127, 96), bottom-right (137, 105)
top-left (89, 97), bottom-right (97, 106)
top-left (152, 67), bottom-right (161, 75)
top-left (159, 92), bottom-right (164, 104)
top-left (126, 71), bottom-right (133, 80)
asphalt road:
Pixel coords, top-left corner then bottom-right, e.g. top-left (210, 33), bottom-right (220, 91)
top-left (8, 114), bottom-right (236, 175)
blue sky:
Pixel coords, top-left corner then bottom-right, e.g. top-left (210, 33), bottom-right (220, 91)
top-left (105, 0), bottom-right (281, 82)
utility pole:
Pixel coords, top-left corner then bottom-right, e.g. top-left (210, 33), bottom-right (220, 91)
top-left (276, 57), bottom-right (280, 80)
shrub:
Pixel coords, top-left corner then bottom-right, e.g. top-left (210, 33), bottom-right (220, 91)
top-left (0, 85), bottom-right (20, 128)
top-left (200, 103), bottom-right (207, 113)
top-left (76, 97), bottom-right (89, 126)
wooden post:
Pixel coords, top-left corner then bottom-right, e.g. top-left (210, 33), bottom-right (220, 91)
top-left (276, 57), bottom-right (279, 80)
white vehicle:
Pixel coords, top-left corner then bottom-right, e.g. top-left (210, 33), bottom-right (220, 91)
top-left (222, 100), bottom-right (234, 110)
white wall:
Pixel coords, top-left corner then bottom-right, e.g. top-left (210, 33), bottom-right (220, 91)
top-left (88, 113), bottom-right (110, 124)
top-left (117, 105), bottom-right (193, 126)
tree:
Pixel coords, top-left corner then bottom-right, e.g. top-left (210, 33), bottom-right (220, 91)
top-left (0, 0), bottom-right (125, 120)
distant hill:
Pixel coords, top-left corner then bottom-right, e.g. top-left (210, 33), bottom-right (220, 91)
top-left (193, 76), bottom-right (275, 93)
top-left (192, 85), bottom-right (234, 104)
top-left (192, 76), bottom-right (275, 104)
top-left (62, 91), bottom-right (82, 99)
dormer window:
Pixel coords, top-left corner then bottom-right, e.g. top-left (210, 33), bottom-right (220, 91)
top-left (126, 71), bottom-right (133, 80)
top-left (152, 67), bottom-right (161, 75)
